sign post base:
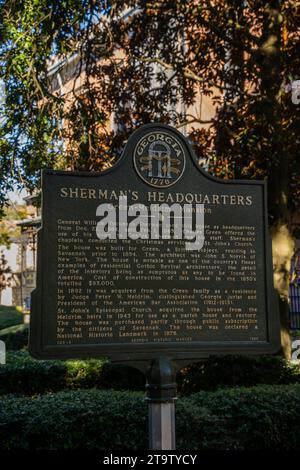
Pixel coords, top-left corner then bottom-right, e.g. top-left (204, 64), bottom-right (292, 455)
top-left (146, 357), bottom-right (176, 450)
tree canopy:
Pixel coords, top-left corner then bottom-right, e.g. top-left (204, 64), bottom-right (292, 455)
top-left (1, 0), bottom-right (300, 355)
top-left (0, 202), bottom-right (27, 247)
top-left (0, 0), bottom-right (299, 224)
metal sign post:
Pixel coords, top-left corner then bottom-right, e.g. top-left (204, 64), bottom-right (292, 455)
top-left (146, 357), bottom-right (177, 450)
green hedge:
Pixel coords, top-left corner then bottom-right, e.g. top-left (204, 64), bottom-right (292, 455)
top-left (0, 351), bottom-right (145, 395)
top-left (1, 316), bottom-right (300, 396)
top-left (177, 355), bottom-right (300, 394)
top-left (0, 323), bottom-right (28, 350)
top-left (0, 389), bottom-right (147, 450)
top-left (291, 330), bottom-right (300, 339)
top-left (177, 385), bottom-right (300, 450)
top-left (1, 385), bottom-right (300, 449)
top-left (0, 305), bottom-right (23, 330)
top-left (1, 351), bottom-right (300, 396)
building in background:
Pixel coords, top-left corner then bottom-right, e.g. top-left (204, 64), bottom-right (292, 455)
top-left (10, 195), bottom-right (41, 311)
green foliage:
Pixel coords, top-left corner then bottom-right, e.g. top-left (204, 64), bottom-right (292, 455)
top-left (0, 1), bottom-right (299, 218)
top-left (97, 361), bottom-right (145, 392)
top-left (0, 351), bottom-right (67, 395)
top-left (0, 351), bottom-right (145, 395)
top-left (0, 0), bottom-right (110, 202)
top-left (0, 203), bottom-right (27, 246)
top-left (177, 355), bottom-right (300, 395)
top-left (0, 305), bottom-right (23, 329)
top-left (1, 385), bottom-right (300, 449)
top-left (0, 323), bottom-right (29, 350)
top-left (1, 349), bottom-right (300, 396)
top-left (176, 385), bottom-right (300, 450)
top-left (0, 389), bottom-right (148, 450)
top-left (291, 330), bottom-right (300, 339)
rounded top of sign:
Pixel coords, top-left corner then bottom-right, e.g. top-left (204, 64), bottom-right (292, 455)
top-left (133, 130), bottom-right (186, 188)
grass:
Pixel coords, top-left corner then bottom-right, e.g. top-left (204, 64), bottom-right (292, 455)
top-left (0, 305), bottom-right (23, 330)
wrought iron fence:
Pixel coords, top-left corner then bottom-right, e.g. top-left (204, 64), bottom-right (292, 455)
top-left (289, 283), bottom-right (300, 330)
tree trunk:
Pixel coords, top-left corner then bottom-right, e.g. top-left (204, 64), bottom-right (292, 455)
top-left (260, 1), bottom-right (295, 358)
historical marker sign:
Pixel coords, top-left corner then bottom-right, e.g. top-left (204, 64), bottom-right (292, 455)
top-left (29, 123), bottom-right (280, 361)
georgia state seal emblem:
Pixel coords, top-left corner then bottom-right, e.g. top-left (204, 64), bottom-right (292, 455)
top-left (133, 131), bottom-right (186, 188)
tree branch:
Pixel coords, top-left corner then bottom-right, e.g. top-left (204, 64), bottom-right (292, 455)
top-left (137, 56), bottom-right (223, 91)
top-left (177, 118), bottom-right (213, 129)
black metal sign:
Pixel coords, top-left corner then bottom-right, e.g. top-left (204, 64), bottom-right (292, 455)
top-left (29, 123), bottom-right (280, 361)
